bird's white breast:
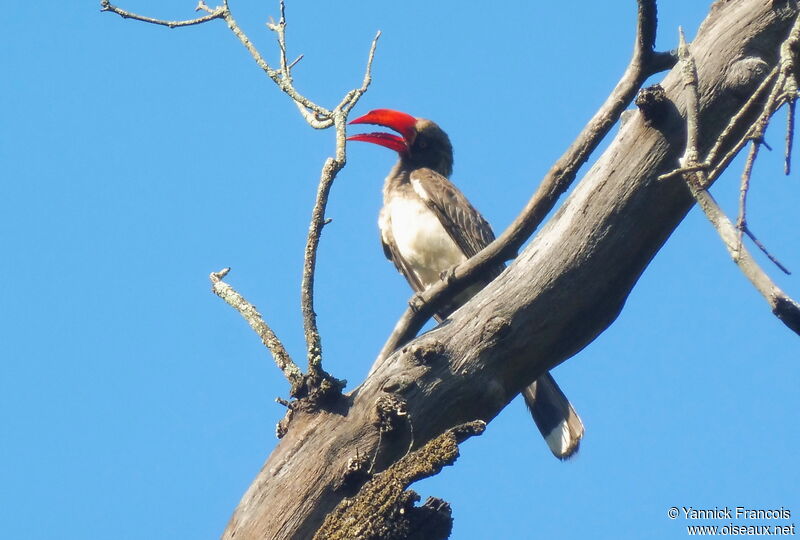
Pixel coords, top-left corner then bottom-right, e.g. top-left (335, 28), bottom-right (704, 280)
top-left (383, 195), bottom-right (466, 289)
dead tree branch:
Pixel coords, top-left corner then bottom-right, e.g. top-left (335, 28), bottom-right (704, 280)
top-left (210, 268), bottom-right (305, 394)
top-left (314, 421), bottom-right (485, 540)
top-left (376, 0), bottom-right (677, 365)
top-left (99, 0), bottom-right (225, 27)
top-left (104, 1), bottom-right (799, 538)
top-left (670, 21), bottom-right (800, 337)
top-left (102, 0), bottom-right (380, 395)
top-left (684, 187), bottom-right (800, 334)
top-left (302, 36), bottom-right (380, 380)
top-left (218, 4), bottom-right (797, 536)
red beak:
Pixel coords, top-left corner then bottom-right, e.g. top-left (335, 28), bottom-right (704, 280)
top-left (347, 109), bottom-right (417, 154)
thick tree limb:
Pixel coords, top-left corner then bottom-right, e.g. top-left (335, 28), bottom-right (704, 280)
top-left (224, 2), bottom-right (798, 538)
top-left (376, 0), bottom-right (677, 364)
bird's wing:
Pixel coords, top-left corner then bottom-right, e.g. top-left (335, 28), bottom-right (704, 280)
top-left (409, 168), bottom-right (496, 259)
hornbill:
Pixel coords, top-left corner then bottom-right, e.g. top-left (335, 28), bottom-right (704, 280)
top-left (348, 109), bottom-right (584, 459)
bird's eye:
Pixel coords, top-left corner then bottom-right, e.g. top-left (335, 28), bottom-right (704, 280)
top-left (418, 139), bottom-right (428, 149)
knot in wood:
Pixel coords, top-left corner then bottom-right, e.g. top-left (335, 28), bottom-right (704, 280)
top-left (275, 408), bottom-right (293, 439)
top-left (724, 56), bottom-right (769, 98)
top-left (381, 374), bottom-right (414, 394)
top-left (480, 315), bottom-right (511, 342)
top-left (374, 394), bottom-right (409, 434)
top-left (635, 84), bottom-right (669, 125)
top-left (406, 341), bottom-right (446, 365)
top-left (334, 452), bottom-right (372, 494)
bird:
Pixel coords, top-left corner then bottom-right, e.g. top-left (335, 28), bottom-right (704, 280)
top-left (348, 108), bottom-right (584, 459)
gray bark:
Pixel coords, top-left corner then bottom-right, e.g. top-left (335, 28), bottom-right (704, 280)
top-left (223, 1), bottom-right (797, 538)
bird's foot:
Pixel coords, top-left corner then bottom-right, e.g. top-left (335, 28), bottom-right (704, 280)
top-left (439, 266), bottom-right (457, 284)
top-left (409, 293), bottom-right (426, 312)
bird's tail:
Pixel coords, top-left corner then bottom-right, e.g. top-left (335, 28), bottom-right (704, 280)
top-left (522, 372), bottom-right (584, 460)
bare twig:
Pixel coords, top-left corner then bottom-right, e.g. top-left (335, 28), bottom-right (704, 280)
top-left (657, 163), bottom-right (708, 181)
top-left (376, 0), bottom-right (676, 364)
top-left (210, 268), bottom-right (305, 393)
top-left (687, 188), bottom-right (800, 335)
top-left (104, 1), bottom-right (381, 393)
top-left (782, 30), bottom-right (799, 175)
top-left (101, 0), bottom-right (332, 125)
top-left (219, 7), bottom-right (331, 123)
top-left (715, 15), bottom-right (800, 270)
top-left (678, 28), bottom-right (700, 166)
top-left (672, 26), bottom-right (800, 337)
top-left (664, 14), bottom-right (800, 283)
top-left (195, 1), bottom-right (212, 14)
top-left (704, 66), bottom-right (779, 181)
top-left (301, 32), bottom-right (379, 375)
top-left (301, 158), bottom-right (342, 375)
top-left (100, 0), bottom-right (225, 27)
top-left (742, 226), bottom-right (792, 275)
top-left (267, 0), bottom-right (292, 83)
top-left (788, 97), bottom-right (797, 175)
top-left (736, 140), bottom-right (760, 244)
top-left (715, 19), bottom-right (800, 181)
top-left (337, 31), bottom-right (382, 118)
top-left (288, 54), bottom-right (304, 71)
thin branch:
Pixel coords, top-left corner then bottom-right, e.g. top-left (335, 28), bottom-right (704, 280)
top-left (713, 20), bottom-right (800, 182)
top-left (704, 66), bottom-right (779, 181)
top-left (267, 0), bottom-right (292, 84)
top-left (104, 0), bottom-right (382, 392)
top-left (376, 0), bottom-right (676, 364)
top-left (678, 28), bottom-right (700, 166)
top-left (786, 97), bottom-right (796, 175)
top-left (101, 0), bottom-right (332, 122)
top-left (687, 188), bottom-right (800, 336)
top-left (777, 0), bottom-right (800, 174)
top-left (301, 158), bottom-right (342, 375)
top-left (742, 226), bottom-right (792, 275)
top-left (300, 30), bottom-right (380, 375)
top-left (709, 15), bottom-right (800, 272)
top-left (100, 0), bottom-right (225, 27)
top-left (288, 53), bottom-right (304, 70)
top-left (220, 8), bottom-right (331, 120)
top-left (736, 140), bottom-right (760, 243)
top-left (782, 20), bottom-right (799, 176)
top-left (210, 268), bottom-right (305, 392)
top-left (657, 163), bottom-right (708, 181)
top-left (336, 31), bottom-right (382, 117)
top-left (668, 15), bottom-right (800, 283)
top-left (672, 24), bottom-right (800, 337)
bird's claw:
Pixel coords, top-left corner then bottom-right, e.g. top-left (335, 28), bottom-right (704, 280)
top-left (439, 266), bottom-right (457, 284)
top-left (409, 293), bottom-right (426, 312)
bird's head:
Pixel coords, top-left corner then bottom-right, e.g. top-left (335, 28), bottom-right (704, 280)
top-left (348, 109), bottom-right (453, 177)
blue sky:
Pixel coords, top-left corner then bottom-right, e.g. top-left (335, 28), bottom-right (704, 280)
top-left (2, 2), bottom-right (798, 539)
